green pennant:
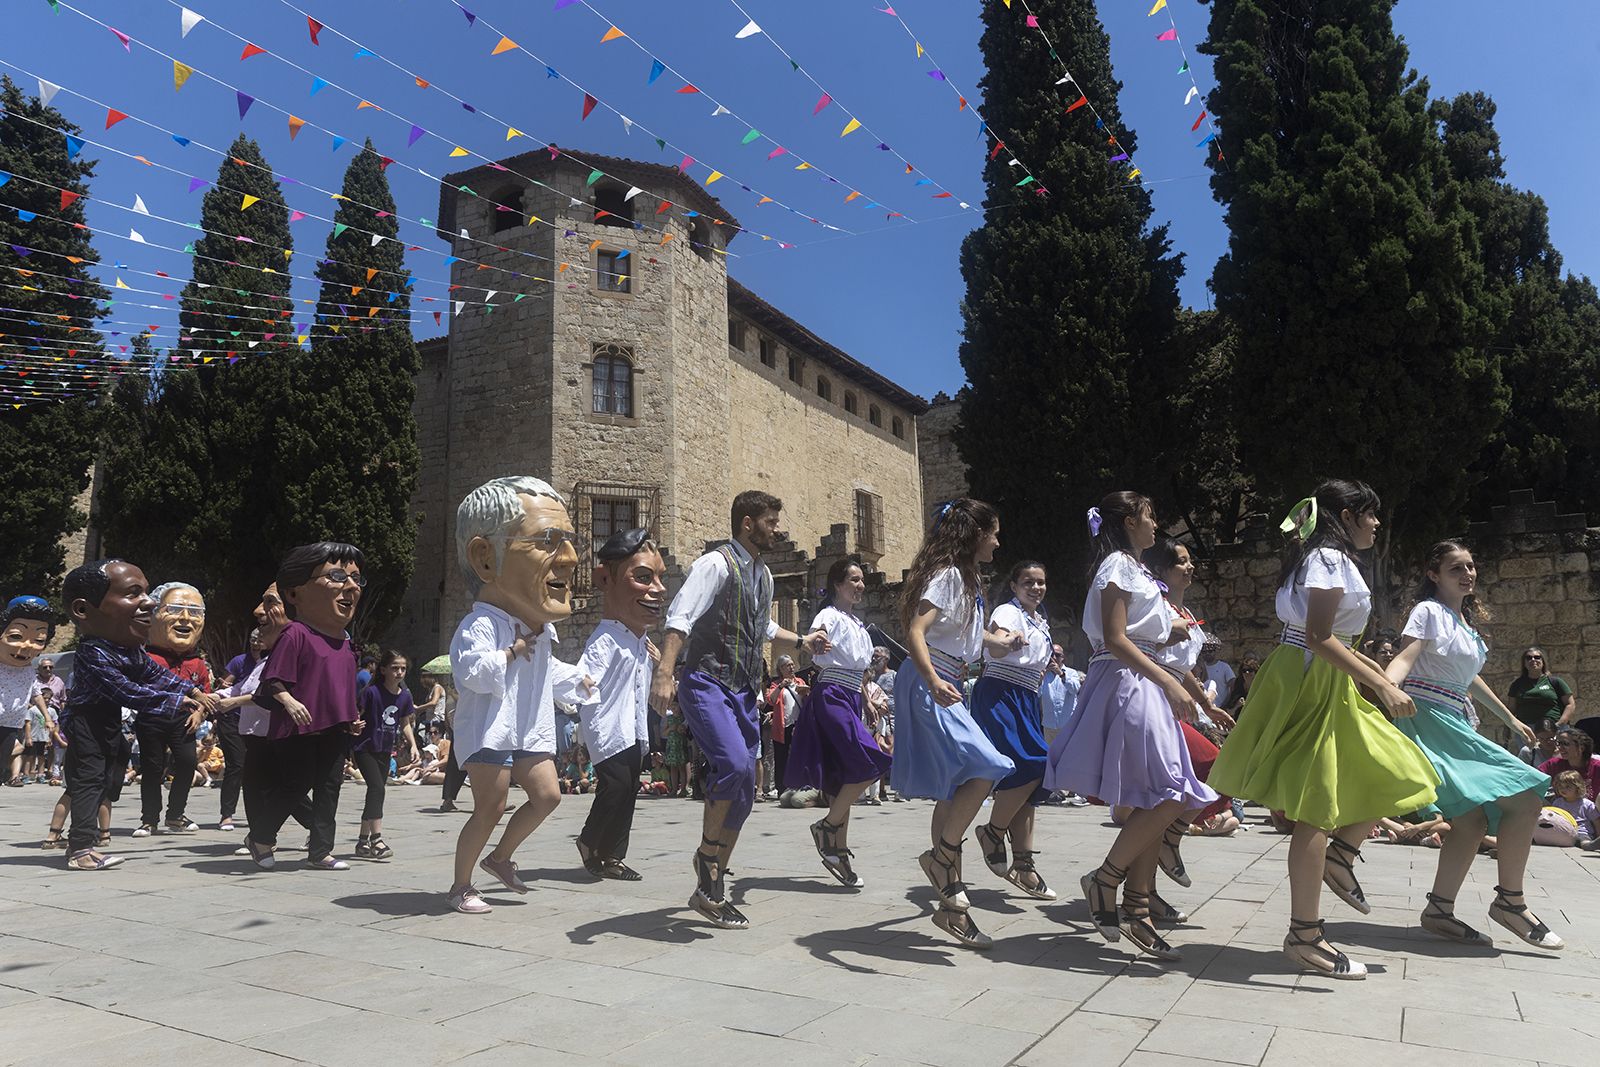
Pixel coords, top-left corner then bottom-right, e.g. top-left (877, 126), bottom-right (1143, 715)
top-left (513, 293), bottom-right (526, 302)
top-left (183, 243), bottom-right (195, 253)
top-left (741, 128), bottom-right (761, 145)
top-left (333, 223), bottom-right (349, 238)
top-left (586, 169), bottom-right (603, 186)
top-left (1015, 175), bottom-right (1037, 187)
top-left (1178, 61), bottom-right (1189, 73)
top-left (654, 138), bottom-right (665, 150)
top-left (790, 60), bottom-right (798, 72)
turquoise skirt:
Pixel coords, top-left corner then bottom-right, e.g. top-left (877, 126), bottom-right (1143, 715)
top-left (1394, 693), bottom-right (1549, 832)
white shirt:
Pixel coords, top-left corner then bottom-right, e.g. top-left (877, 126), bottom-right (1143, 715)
top-left (450, 602), bottom-right (587, 758)
top-left (1202, 660), bottom-right (1236, 703)
top-left (230, 659), bottom-right (272, 736)
top-left (1083, 552), bottom-right (1170, 647)
top-left (576, 620), bottom-right (651, 765)
top-left (1277, 547), bottom-right (1371, 636)
top-left (809, 606), bottom-right (873, 671)
top-left (1040, 667), bottom-right (1083, 731)
top-left (1152, 602), bottom-right (1206, 674)
top-left (0, 666), bottom-right (33, 729)
top-left (917, 567), bottom-right (984, 661)
top-left (984, 600), bottom-right (1051, 668)
top-left (664, 544), bottom-right (780, 640)
top-left (1402, 600), bottom-right (1487, 688)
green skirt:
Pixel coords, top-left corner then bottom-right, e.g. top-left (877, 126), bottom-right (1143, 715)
top-left (1209, 644), bottom-right (1440, 830)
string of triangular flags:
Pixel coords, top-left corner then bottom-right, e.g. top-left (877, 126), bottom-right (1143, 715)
top-left (1146, 0), bottom-right (1223, 161)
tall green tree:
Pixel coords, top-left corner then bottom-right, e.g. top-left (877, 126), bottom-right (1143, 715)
top-left (1437, 92), bottom-right (1600, 520)
top-left (98, 134), bottom-right (295, 653)
top-left (956, 0), bottom-right (1182, 606)
top-left (273, 140), bottom-right (420, 641)
top-left (0, 76), bottom-right (108, 598)
top-left (1199, 0), bottom-right (1498, 594)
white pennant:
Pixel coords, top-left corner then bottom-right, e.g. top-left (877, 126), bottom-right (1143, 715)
top-left (180, 7), bottom-right (203, 37)
top-left (1055, 75), bottom-right (1072, 86)
top-left (484, 290), bottom-right (498, 303)
top-left (129, 228), bottom-right (146, 243)
top-left (620, 115), bottom-right (634, 135)
top-left (37, 79), bottom-right (61, 107)
top-left (711, 105), bottom-right (729, 117)
top-left (623, 186), bottom-right (643, 201)
top-left (734, 19), bottom-right (761, 39)
top-left (453, 300), bottom-right (465, 316)
top-left (1185, 86), bottom-right (1199, 106)
top-left (459, 228), bottom-right (469, 238)
top-left (370, 233), bottom-right (383, 246)
top-left (131, 194), bottom-right (150, 215)
top-left (248, 340), bottom-right (259, 348)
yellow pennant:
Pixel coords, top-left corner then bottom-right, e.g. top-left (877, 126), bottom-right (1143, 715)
top-left (240, 194), bottom-right (259, 210)
top-left (601, 26), bottom-right (625, 42)
top-left (794, 162), bottom-right (811, 171)
top-left (706, 170), bottom-right (724, 184)
top-left (840, 117), bottom-right (861, 137)
top-left (449, 146), bottom-right (469, 157)
top-left (916, 42), bottom-right (924, 58)
top-left (284, 249), bottom-right (293, 261)
top-left (506, 127), bottom-right (524, 141)
top-left (844, 190), bottom-right (861, 202)
top-left (526, 214), bottom-right (542, 225)
top-left (115, 277), bottom-right (129, 289)
top-left (1147, 0), bottom-right (1167, 13)
top-left (173, 60), bottom-right (194, 91)
top-left (356, 100), bottom-right (379, 110)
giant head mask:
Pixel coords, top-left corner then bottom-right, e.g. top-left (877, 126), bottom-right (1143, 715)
top-left (1, 596), bottom-right (54, 670)
top-left (64, 559), bottom-right (156, 648)
top-left (149, 582), bottom-right (206, 656)
top-left (457, 476), bottom-right (578, 630)
top-left (594, 528), bottom-right (666, 637)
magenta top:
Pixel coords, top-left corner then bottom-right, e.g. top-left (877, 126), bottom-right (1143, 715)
top-left (256, 620), bottom-right (358, 739)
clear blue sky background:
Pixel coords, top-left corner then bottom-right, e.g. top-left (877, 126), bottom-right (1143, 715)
top-left (7, 0), bottom-right (1595, 400)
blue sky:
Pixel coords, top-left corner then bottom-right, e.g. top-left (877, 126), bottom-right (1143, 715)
top-left (7, 1), bottom-right (1595, 400)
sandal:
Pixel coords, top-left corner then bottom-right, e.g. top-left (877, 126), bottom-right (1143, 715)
top-left (918, 837), bottom-right (970, 911)
top-left (599, 858), bottom-right (642, 881)
top-left (692, 834), bottom-right (726, 904)
top-left (244, 836), bottom-right (275, 871)
top-left (1148, 889), bottom-right (1188, 925)
top-left (66, 849), bottom-right (124, 871)
top-left (1004, 848), bottom-right (1056, 900)
top-left (367, 836), bottom-right (394, 861)
top-left (1420, 891), bottom-right (1492, 946)
top-left (1159, 819), bottom-right (1191, 887)
top-left (576, 837), bottom-right (602, 876)
top-left (932, 905), bottom-right (993, 949)
top-left (810, 818), bottom-right (863, 888)
top-left (1080, 859), bottom-right (1127, 943)
top-left (1283, 917), bottom-right (1366, 980)
top-left (1323, 835), bottom-right (1370, 915)
top-left (96, 831), bottom-right (111, 848)
top-left (40, 827), bottom-right (66, 850)
top-left (974, 822), bottom-right (1009, 877)
top-left (1488, 886), bottom-right (1564, 950)
top-left (1120, 890), bottom-right (1182, 961)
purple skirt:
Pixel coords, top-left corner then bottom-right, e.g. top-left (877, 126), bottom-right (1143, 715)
top-left (1045, 660), bottom-right (1217, 811)
top-left (784, 681), bottom-right (893, 797)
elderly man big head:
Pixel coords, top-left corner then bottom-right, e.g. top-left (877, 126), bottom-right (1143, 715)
top-left (446, 476), bottom-right (589, 914)
top-left (133, 582), bottom-right (213, 838)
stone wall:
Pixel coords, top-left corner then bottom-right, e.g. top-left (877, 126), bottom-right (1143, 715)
top-left (386, 337), bottom-right (450, 658)
top-left (917, 390), bottom-right (968, 513)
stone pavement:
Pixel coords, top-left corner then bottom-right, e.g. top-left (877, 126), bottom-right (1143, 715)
top-left (0, 781), bottom-right (1597, 1067)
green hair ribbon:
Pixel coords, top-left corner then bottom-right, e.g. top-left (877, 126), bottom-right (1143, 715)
top-left (1279, 496), bottom-right (1318, 541)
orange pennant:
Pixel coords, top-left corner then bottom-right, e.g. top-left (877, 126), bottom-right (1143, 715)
top-left (492, 35), bottom-right (518, 54)
top-left (601, 26), bottom-right (626, 42)
top-left (288, 115), bottom-right (306, 140)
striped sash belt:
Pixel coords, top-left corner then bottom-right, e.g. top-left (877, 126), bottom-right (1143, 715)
top-left (981, 660), bottom-right (1046, 693)
top-left (1403, 676), bottom-right (1473, 719)
top-left (817, 666), bottom-right (867, 691)
top-left (927, 646), bottom-right (969, 686)
top-left (1279, 625), bottom-right (1357, 651)
top-left (1088, 640), bottom-right (1161, 668)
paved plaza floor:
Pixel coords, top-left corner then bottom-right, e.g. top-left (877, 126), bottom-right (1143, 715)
top-left (0, 780), bottom-right (1596, 1066)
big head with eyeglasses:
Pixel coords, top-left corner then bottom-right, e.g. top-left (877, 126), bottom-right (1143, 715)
top-left (457, 475), bottom-right (579, 632)
top-left (148, 581), bottom-right (207, 657)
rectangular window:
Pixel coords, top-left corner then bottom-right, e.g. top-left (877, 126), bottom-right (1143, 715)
top-left (855, 489), bottom-right (884, 555)
top-left (787, 354), bottom-right (801, 384)
top-left (759, 336), bottom-right (777, 369)
top-left (728, 319), bottom-right (746, 350)
top-left (591, 497), bottom-right (639, 561)
top-left (597, 250), bottom-right (631, 293)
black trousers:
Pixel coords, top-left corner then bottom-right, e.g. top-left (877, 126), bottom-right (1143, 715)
top-left (0, 726), bottom-right (23, 780)
top-left (63, 709), bottom-right (123, 852)
top-left (214, 715), bottom-right (246, 820)
top-left (442, 726), bottom-right (466, 804)
top-left (246, 730), bottom-right (345, 860)
top-left (352, 749), bottom-right (388, 821)
top-left (579, 745), bottom-right (643, 860)
top-left (773, 738), bottom-right (790, 793)
top-left (135, 715), bottom-right (198, 827)
top-left (241, 734), bottom-right (312, 835)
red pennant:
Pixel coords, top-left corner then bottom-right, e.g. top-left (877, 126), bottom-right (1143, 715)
top-left (655, 201), bottom-right (672, 215)
top-left (1191, 110), bottom-right (1208, 132)
top-left (240, 42), bottom-right (267, 60)
top-left (581, 93), bottom-right (597, 120)
top-left (988, 140), bottom-right (1005, 161)
top-left (1066, 95), bottom-right (1088, 113)
top-left (433, 312), bottom-right (442, 326)
top-left (379, 156), bottom-right (394, 170)
top-left (59, 190), bottom-right (81, 210)
top-left (676, 84), bottom-right (700, 94)
top-left (595, 209), bottom-right (611, 220)
top-left (306, 17), bottom-right (323, 44)
top-left (105, 108), bottom-right (129, 129)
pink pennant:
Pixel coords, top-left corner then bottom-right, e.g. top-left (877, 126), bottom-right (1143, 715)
top-left (1026, 14), bottom-right (1038, 27)
top-left (289, 210), bottom-right (306, 222)
top-left (766, 146), bottom-right (788, 160)
top-left (110, 27), bottom-right (131, 51)
top-left (812, 92), bottom-right (831, 115)
top-left (1156, 28), bottom-right (1177, 41)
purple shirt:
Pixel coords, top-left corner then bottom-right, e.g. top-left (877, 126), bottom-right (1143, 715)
top-left (256, 620), bottom-right (358, 739)
top-left (354, 683), bottom-right (413, 754)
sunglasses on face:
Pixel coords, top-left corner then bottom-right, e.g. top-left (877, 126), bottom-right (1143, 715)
top-left (1242, 668), bottom-right (1257, 675)
top-left (507, 529), bottom-right (580, 551)
top-left (156, 604), bottom-right (206, 619)
top-left (1525, 655), bottom-right (1544, 662)
top-left (317, 569), bottom-right (367, 588)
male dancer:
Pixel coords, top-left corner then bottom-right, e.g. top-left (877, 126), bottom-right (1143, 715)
top-left (650, 491), bottom-right (829, 928)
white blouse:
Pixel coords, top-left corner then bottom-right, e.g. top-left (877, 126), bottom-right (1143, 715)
top-left (984, 600), bottom-right (1051, 668)
top-left (1151, 601), bottom-right (1206, 674)
top-left (450, 602), bottom-right (588, 758)
top-left (918, 566), bottom-right (983, 661)
top-left (1402, 600), bottom-right (1487, 688)
top-left (1276, 547), bottom-right (1372, 637)
top-left (809, 606), bottom-right (874, 672)
top-left (1083, 552), bottom-right (1171, 647)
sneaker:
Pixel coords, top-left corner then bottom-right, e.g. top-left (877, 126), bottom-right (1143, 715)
top-left (479, 854), bottom-right (529, 894)
top-left (164, 818), bottom-right (199, 833)
top-left (449, 884), bottom-right (492, 914)
top-left (131, 824), bottom-right (156, 838)
top-left (1065, 794), bottom-right (1091, 807)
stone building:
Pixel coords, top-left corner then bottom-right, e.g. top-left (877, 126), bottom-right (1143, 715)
top-left (918, 389), bottom-right (969, 511)
top-left (389, 150), bottom-right (929, 658)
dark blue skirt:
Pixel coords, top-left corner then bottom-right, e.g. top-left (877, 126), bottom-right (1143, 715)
top-left (970, 676), bottom-right (1050, 801)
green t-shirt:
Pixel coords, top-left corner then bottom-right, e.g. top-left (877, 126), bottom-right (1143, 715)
top-left (1508, 674), bottom-right (1572, 724)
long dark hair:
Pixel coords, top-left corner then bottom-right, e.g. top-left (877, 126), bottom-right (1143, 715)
top-left (900, 498), bottom-right (998, 632)
top-left (1418, 539), bottom-right (1492, 627)
top-left (820, 556), bottom-right (864, 610)
top-left (1141, 537), bottom-right (1188, 596)
top-left (1087, 491), bottom-right (1153, 581)
top-left (1556, 726), bottom-right (1594, 769)
top-left (1277, 479), bottom-right (1381, 588)
top-left (998, 559), bottom-right (1046, 616)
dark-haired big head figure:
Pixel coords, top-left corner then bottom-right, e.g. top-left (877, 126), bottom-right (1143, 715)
top-left (651, 491), bottom-right (831, 931)
top-left (61, 561), bottom-right (217, 870)
top-left (1, 597), bottom-right (54, 787)
top-left (1207, 479), bottom-right (1440, 980)
top-left (247, 542), bottom-right (365, 871)
top-left (1382, 541), bottom-right (1562, 950)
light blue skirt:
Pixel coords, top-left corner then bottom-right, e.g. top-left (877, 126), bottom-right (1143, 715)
top-left (890, 668), bottom-right (1014, 802)
top-left (1394, 693), bottom-right (1549, 832)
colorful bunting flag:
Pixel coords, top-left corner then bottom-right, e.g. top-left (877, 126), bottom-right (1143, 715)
top-left (105, 108), bottom-right (129, 129)
top-left (59, 190), bottom-right (80, 210)
top-left (37, 79), bottom-right (61, 107)
top-left (812, 92), bottom-right (831, 115)
top-left (131, 194), bottom-right (149, 214)
top-left (586, 169), bottom-right (603, 186)
top-left (1066, 95), bottom-right (1088, 113)
top-left (331, 135), bottom-right (346, 151)
top-left (927, 69), bottom-right (945, 81)
top-left (408, 124), bottom-right (426, 146)
top-left (582, 94), bottom-right (597, 120)
top-left (449, 146), bottom-right (469, 157)
top-left (678, 156), bottom-right (693, 173)
top-left (1156, 28), bottom-right (1177, 41)
top-left (240, 42), bottom-right (267, 60)
top-left (766, 146), bottom-right (787, 160)
top-left (506, 127), bottom-right (524, 140)
top-left (64, 135), bottom-right (84, 159)
top-left (237, 91), bottom-right (255, 118)
top-left (677, 84), bottom-right (700, 94)
top-left (110, 27), bottom-right (131, 51)
top-left (648, 59), bottom-right (665, 84)
top-left (492, 36), bottom-right (518, 55)
top-left (601, 26), bottom-right (626, 42)
top-left (187, 177), bottom-right (207, 193)
top-left (288, 115), bottom-right (306, 139)
top-left (741, 129), bottom-right (761, 146)
top-left (1148, 0), bottom-right (1167, 13)
top-left (706, 171), bottom-right (724, 184)
top-left (1191, 110), bottom-right (1208, 131)
top-left (840, 117), bottom-right (861, 136)
top-left (240, 194), bottom-right (260, 210)
top-left (173, 60), bottom-right (194, 91)
top-left (307, 16), bottom-right (323, 44)
top-left (180, 7), bottom-right (202, 36)
top-left (289, 209), bottom-right (306, 222)
top-left (735, 19), bottom-right (761, 39)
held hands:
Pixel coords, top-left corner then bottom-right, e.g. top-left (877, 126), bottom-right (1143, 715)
top-left (802, 630), bottom-right (832, 656)
top-left (930, 676), bottom-right (963, 707)
top-left (182, 701), bottom-right (206, 735)
top-left (349, 717), bottom-right (365, 736)
top-left (1377, 683), bottom-right (1416, 720)
top-left (191, 689), bottom-right (222, 716)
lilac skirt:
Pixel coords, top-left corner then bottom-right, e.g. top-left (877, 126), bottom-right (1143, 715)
top-left (1045, 660), bottom-right (1217, 811)
top-left (784, 681), bottom-right (893, 797)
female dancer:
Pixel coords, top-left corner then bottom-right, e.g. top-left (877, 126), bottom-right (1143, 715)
top-left (352, 650), bottom-right (413, 861)
top-left (786, 557), bottom-right (894, 888)
top-left (893, 499), bottom-right (1020, 949)
top-left (1384, 540), bottom-right (1562, 949)
top-left (1045, 493), bottom-right (1216, 961)
top-left (969, 561), bottom-right (1057, 901)
top-left (1141, 537), bottom-right (1236, 925)
top-left (1207, 479), bottom-right (1439, 979)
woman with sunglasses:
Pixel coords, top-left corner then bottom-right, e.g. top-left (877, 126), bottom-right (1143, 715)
top-left (1540, 729), bottom-right (1600, 802)
top-left (1509, 648), bottom-right (1577, 736)
top-left (1221, 656), bottom-right (1259, 719)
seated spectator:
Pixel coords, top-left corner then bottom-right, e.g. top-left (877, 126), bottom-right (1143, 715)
top-left (560, 742), bottom-right (594, 795)
top-left (1539, 728), bottom-right (1600, 800)
top-left (1198, 637), bottom-right (1234, 707)
top-left (194, 736), bottom-right (225, 787)
top-left (1372, 811), bottom-right (1451, 848)
top-left (1190, 809), bottom-right (1241, 836)
top-left (1535, 771), bottom-right (1597, 848)
top-left (1519, 718), bottom-right (1559, 766)
top-left (1220, 654), bottom-right (1259, 718)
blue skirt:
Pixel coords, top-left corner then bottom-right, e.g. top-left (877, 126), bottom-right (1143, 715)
top-left (969, 677), bottom-right (1050, 801)
top-left (1394, 693), bottom-right (1550, 832)
top-left (784, 681), bottom-right (893, 796)
top-left (890, 668), bottom-right (1014, 802)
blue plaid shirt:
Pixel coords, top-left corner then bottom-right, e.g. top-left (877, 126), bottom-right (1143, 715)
top-left (65, 637), bottom-right (192, 722)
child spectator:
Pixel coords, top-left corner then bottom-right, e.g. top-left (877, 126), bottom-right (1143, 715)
top-left (1540, 770), bottom-right (1598, 849)
top-left (194, 735), bottom-right (225, 787)
top-left (662, 710), bottom-right (688, 798)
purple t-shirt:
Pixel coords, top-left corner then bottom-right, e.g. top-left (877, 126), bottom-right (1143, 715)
top-left (354, 683), bottom-right (414, 754)
top-left (257, 620), bottom-right (358, 739)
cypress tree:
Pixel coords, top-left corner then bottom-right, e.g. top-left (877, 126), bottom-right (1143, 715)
top-left (956, 0), bottom-right (1183, 601)
top-left (1199, 0), bottom-right (1496, 582)
top-left (0, 76), bottom-right (109, 597)
top-left (274, 140), bottom-right (419, 641)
